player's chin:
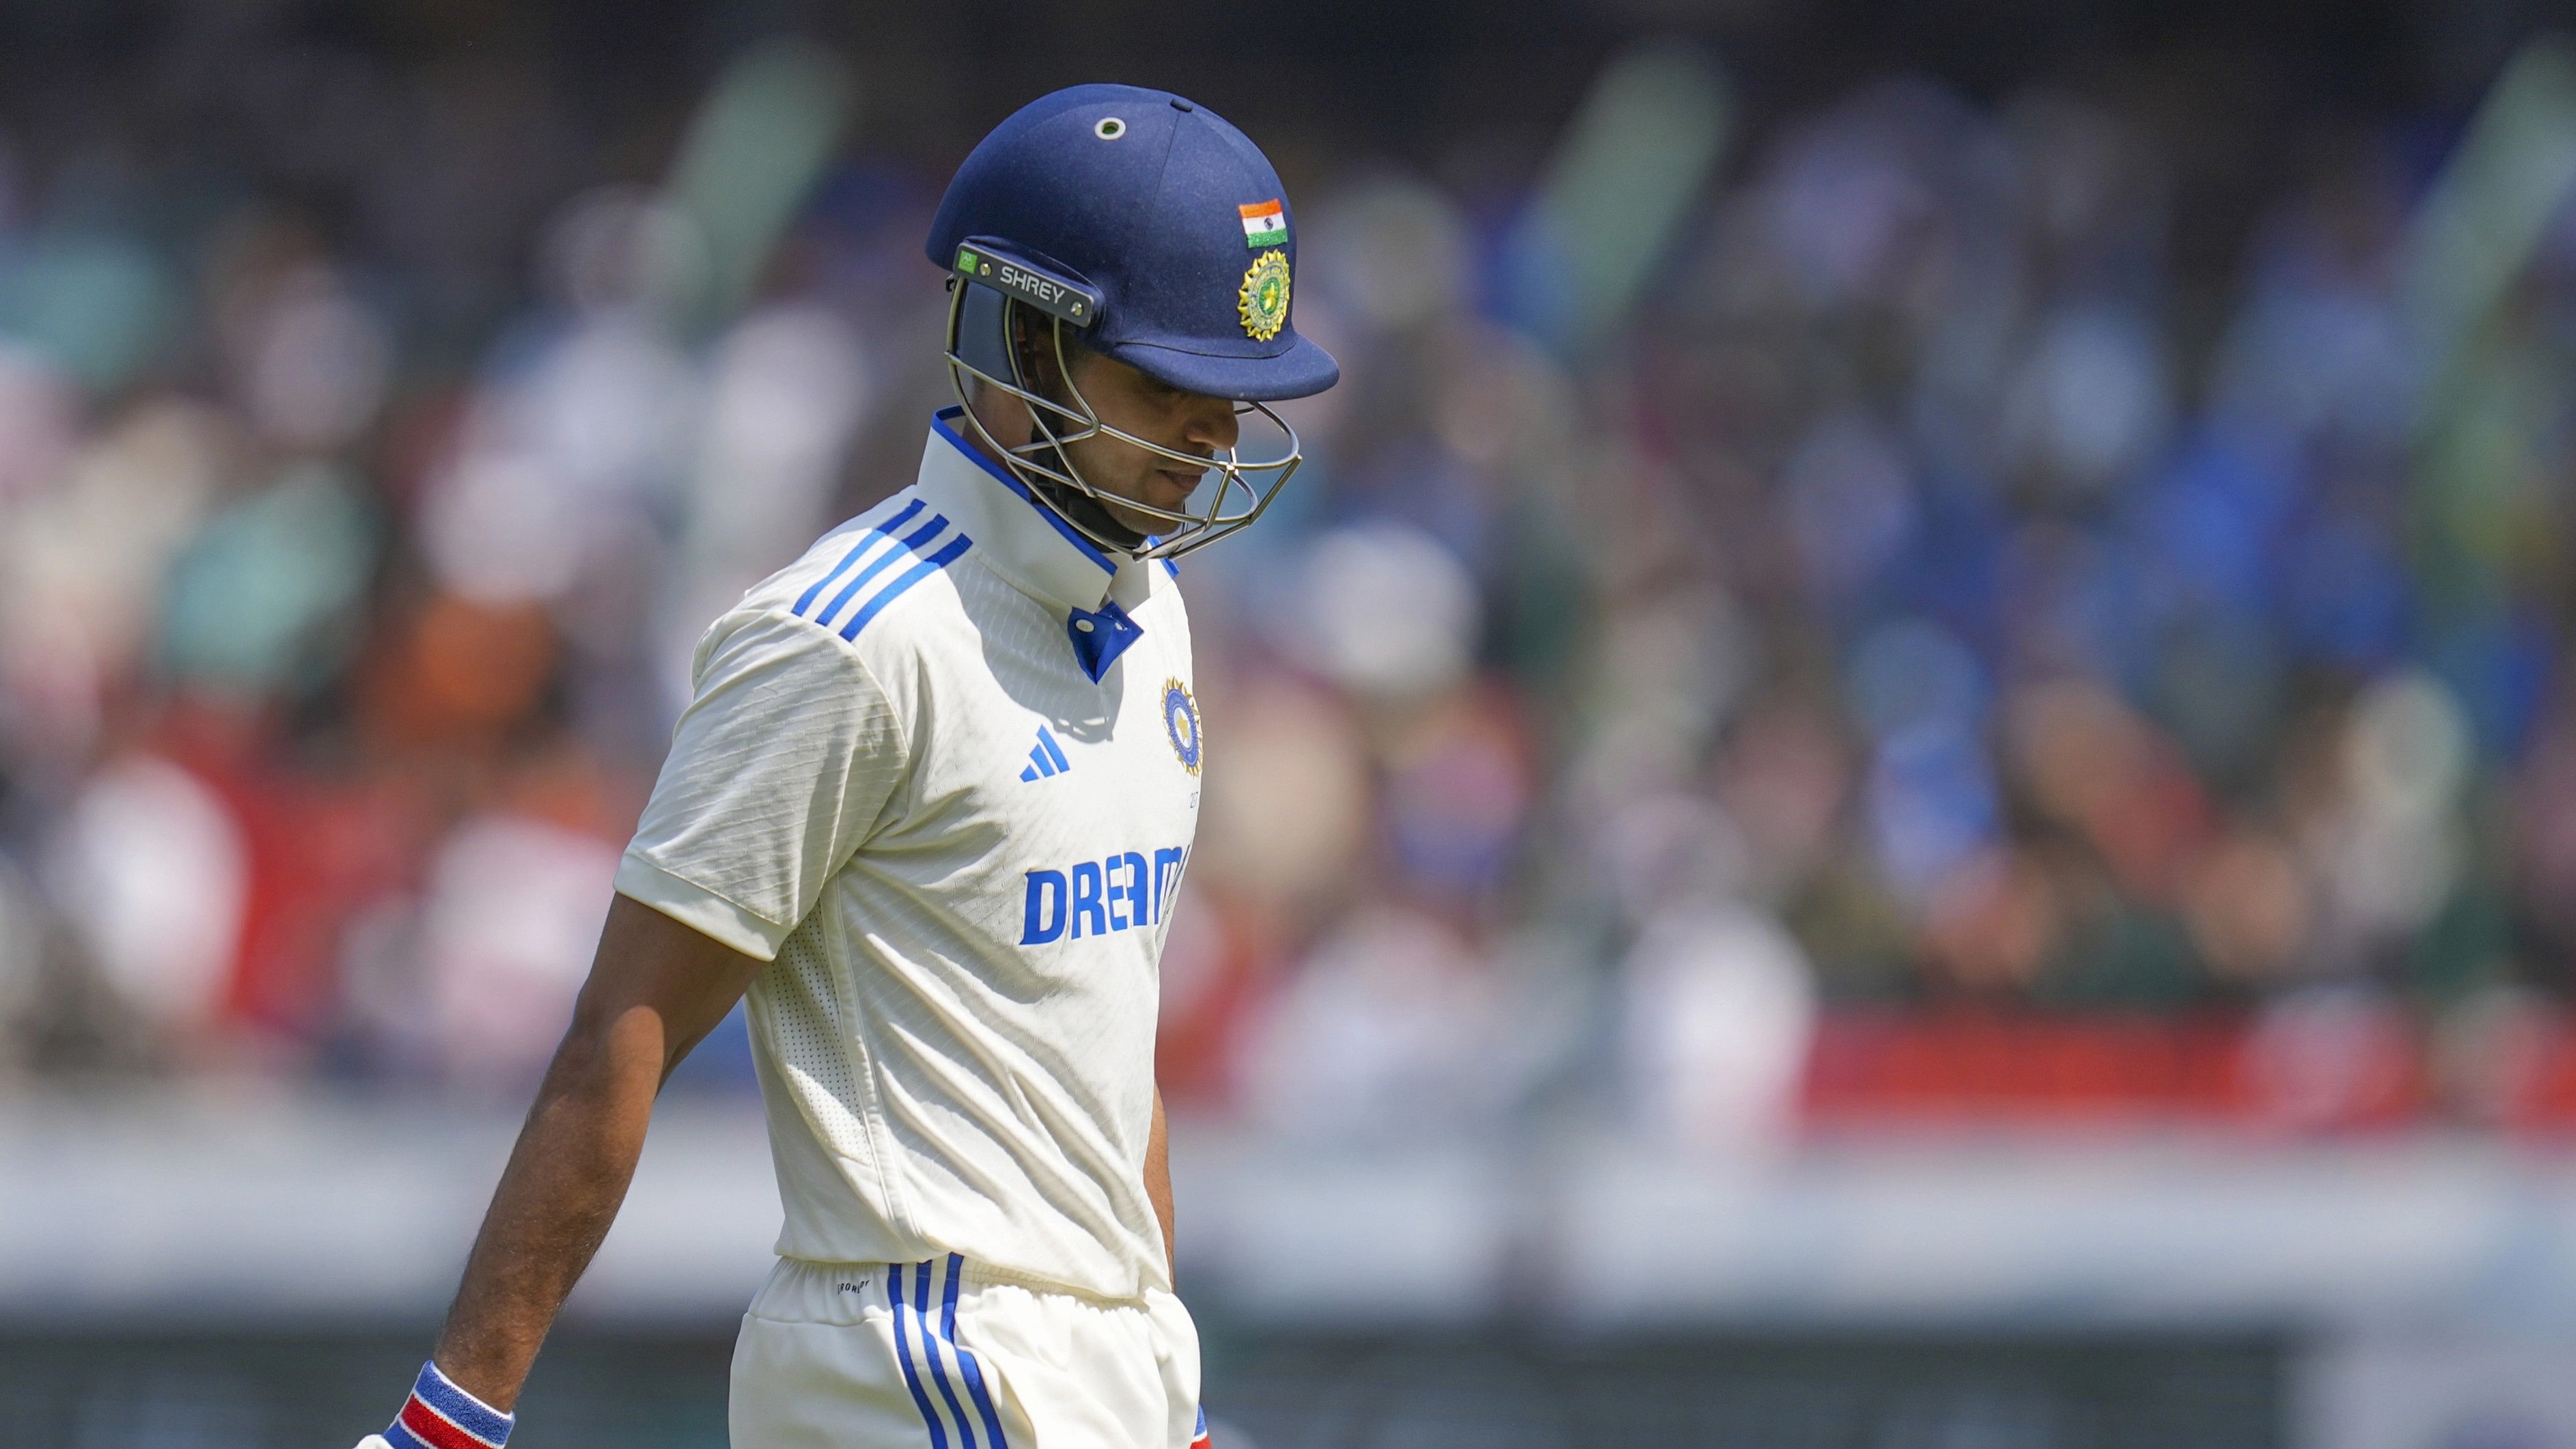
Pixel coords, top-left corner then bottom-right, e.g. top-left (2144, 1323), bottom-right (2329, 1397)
top-left (1119, 476), bottom-right (1198, 527)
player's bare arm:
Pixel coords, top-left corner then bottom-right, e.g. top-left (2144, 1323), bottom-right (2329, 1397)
top-left (432, 897), bottom-right (760, 1410)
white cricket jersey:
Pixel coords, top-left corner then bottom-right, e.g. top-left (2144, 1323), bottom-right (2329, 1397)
top-left (616, 409), bottom-right (1203, 1301)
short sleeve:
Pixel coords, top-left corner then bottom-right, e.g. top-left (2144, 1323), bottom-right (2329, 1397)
top-left (615, 609), bottom-right (910, 961)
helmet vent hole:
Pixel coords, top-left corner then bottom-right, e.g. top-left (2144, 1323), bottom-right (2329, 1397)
top-left (1093, 117), bottom-right (1126, 141)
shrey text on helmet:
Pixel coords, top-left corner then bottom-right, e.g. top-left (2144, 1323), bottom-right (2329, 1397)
top-left (999, 264), bottom-right (1074, 311)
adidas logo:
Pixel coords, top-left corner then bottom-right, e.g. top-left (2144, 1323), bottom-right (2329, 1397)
top-left (1019, 725), bottom-right (1072, 782)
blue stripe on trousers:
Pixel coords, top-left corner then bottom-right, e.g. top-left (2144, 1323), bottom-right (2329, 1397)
top-left (942, 1254), bottom-right (1012, 1449)
top-left (917, 1260), bottom-right (979, 1449)
top-left (887, 1264), bottom-right (949, 1449)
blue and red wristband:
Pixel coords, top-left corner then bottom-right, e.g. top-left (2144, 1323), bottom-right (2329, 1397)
top-left (383, 1361), bottom-right (513, 1449)
top-left (1192, 1405), bottom-right (1210, 1447)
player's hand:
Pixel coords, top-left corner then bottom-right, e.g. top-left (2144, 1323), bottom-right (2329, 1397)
top-left (354, 1438), bottom-right (396, 1449)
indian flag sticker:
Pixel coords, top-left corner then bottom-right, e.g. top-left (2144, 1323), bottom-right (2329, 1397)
top-left (1238, 199), bottom-right (1287, 250)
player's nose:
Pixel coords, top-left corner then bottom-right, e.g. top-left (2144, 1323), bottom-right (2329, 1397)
top-left (1181, 393), bottom-right (1239, 455)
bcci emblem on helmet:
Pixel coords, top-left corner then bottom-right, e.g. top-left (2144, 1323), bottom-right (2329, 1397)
top-left (1238, 250), bottom-right (1290, 342)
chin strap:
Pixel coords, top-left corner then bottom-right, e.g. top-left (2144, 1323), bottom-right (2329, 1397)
top-left (1003, 374), bottom-right (1148, 555)
top-left (1027, 467), bottom-right (1145, 554)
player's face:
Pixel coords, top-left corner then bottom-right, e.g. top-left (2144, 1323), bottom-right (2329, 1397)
top-left (1058, 350), bottom-right (1241, 538)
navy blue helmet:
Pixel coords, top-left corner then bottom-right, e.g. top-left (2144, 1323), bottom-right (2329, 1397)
top-left (928, 84), bottom-right (1338, 558)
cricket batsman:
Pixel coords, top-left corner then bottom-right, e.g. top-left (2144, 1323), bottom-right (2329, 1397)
top-left (356, 83), bottom-right (1336, 1449)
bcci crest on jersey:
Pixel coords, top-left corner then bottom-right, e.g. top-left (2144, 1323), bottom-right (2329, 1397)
top-left (1162, 678), bottom-right (1202, 774)
top-left (1022, 847), bottom-right (1189, 945)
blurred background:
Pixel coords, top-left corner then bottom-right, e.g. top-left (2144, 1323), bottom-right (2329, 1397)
top-left (7, 0), bottom-right (2576, 1444)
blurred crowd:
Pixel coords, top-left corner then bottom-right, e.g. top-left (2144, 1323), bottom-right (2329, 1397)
top-left (5, 31), bottom-right (2576, 1144)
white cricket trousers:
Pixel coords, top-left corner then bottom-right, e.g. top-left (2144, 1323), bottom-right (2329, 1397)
top-left (730, 1254), bottom-right (1205, 1449)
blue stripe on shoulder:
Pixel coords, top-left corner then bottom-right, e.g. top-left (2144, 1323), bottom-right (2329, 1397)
top-left (839, 532), bottom-right (973, 641)
top-left (816, 512), bottom-right (950, 629)
top-left (793, 498), bottom-right (926, 618)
